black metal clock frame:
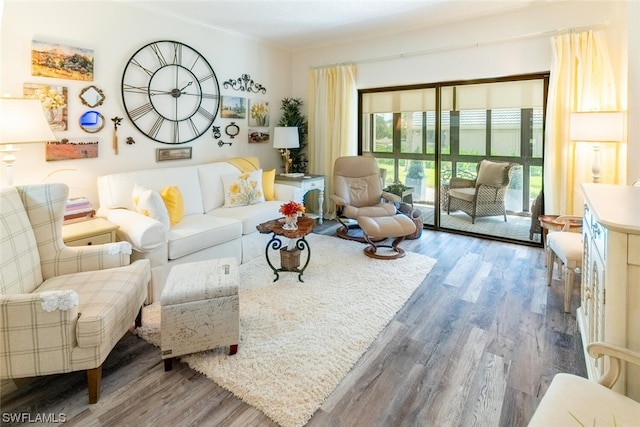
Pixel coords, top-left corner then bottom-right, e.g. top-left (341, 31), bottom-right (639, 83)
top-left (121, 40), bottom-right (220, 144)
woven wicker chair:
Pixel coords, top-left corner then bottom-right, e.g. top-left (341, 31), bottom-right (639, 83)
top-left (446, 160), bottom-right (518, 224)
top-left (529, 191), bottom-right (544, 240)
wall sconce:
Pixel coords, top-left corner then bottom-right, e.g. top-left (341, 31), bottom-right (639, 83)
top-left (0, 98), bottom-right (56, 186)
top-left (273, 127), bottom-right (299, 176)
top-left (569, 111), bottom-right (623, 183)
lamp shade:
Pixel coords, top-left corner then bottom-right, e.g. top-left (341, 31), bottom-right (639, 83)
top-left (569, 111), bottom-right (623, 142)
top-left (0, 98), bottom-right (56, 144)
top-left (273, 127), bottom-right (299, 149)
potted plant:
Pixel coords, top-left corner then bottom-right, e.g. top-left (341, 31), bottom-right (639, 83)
top-left (406, 160), bottom-right (425, 201)
top-left (384, 181), bottom-right (409, 198)
top-left (278, 98), bottom-right (308, 174)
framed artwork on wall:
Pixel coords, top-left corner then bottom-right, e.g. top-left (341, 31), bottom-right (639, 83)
top-left (46, 138), bottom-right (98, 161)
top-left (248, 128), bottom-right (270, 143)
top-left (249, 99), bottom-right (269, 127)
top-left (31, 40), bottom-right (94, 81)
top-left (157, 147), bottom-right (192, 162)
top-left (24, 83), bottom-right (68, 131)
top-left (220, 96), bottom-right (246, 119)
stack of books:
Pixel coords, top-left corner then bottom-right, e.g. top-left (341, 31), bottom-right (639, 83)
top-left (64, 197), bottom-right (94, 223)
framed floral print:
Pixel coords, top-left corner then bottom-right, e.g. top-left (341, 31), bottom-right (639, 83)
top-left (24, 83), bottom-right (68, 131)
top-left (249, 99), bottom-right (269, 127)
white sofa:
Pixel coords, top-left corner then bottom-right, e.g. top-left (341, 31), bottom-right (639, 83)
top-left (96, 158), bottom-right (301, 302)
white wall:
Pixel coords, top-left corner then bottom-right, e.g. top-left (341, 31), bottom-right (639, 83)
top-left (1, 0), bottom-right (292, 204)
top-left (627, 0), bottom-right (640, 183)
top-left (2, 1), bottom-right (634, 206)
top-left (291, 0), bottom-right (631, 180)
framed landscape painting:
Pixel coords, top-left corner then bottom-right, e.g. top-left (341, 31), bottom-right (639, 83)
top-left (156, 147), bottom-right (192, 162)
top-left (31, 40), bottom-right (94, 81)
top-left (46, 139), bottom-right (98, 161)
top-left (220, 96), bottom-right (246, 119)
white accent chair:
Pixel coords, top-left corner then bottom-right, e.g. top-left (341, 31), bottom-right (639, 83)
top-left (545, 215), bottom-right (583, 313)
top-left (0, 183), bottom-right (151, 403)
top-left (528, 342), bottom-right (640, 426)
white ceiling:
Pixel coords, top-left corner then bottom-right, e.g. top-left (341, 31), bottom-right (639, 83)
top-left (121, 0), bottom-right (542, 51)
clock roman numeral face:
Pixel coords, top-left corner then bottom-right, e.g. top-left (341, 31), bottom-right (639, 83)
top-left (121, 40), bottom-right (220, 144)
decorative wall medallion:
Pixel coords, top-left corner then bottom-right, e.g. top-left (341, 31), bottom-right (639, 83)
top-left (223, 73), bottom-right (266, 94)
top-left (79, 85), bottom-right (105, 107)
top-left (225, 122), bottom-right (240, 139)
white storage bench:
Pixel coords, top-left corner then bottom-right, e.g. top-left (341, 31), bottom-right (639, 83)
top-left (160, 258), bottom-right (239, 371)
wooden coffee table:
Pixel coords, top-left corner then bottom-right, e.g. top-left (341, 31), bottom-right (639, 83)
top-left (256, 216), bottom-right (315, 282)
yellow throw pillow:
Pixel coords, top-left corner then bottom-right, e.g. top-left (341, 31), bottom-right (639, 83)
top-left (161, 185), bottom-right (184, 226)
top-left (263, 169), bottom-right (276, 201)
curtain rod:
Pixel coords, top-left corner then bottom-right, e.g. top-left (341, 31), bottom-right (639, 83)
top-left (310, 22), bottom-right (609, 70)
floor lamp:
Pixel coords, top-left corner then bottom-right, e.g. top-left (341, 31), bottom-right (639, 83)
top-left (273, 126), bottom-right (299, 176)
top-left (569, 111), bottom-right (623, 183)
top-left (0, 98), bottom-right (56, 186)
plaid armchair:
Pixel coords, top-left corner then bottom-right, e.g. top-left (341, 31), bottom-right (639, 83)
top-left (446, 160), bottom-right (518, 224)
top-left (0, 183), bottom-right (150, 403)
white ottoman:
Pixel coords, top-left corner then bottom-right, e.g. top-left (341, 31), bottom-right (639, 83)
top-left (161, 258), bottom-right (239, 371)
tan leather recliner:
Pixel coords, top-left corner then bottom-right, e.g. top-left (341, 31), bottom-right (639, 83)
top-left (331, 156), bottom-right (399, 241)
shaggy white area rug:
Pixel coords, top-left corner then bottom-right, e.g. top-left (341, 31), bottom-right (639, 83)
top-left (135, 234), bottom-right (435, 427)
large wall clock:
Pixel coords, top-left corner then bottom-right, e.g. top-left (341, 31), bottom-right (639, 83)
top-left (121, 40), bottom-right (220, 144)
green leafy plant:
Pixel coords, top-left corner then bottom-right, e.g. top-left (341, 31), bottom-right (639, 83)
top-left (278, 98), bottom-right (308, 174)
top-left (384, 181), bottom-right (408, 196)
top-left (407, 160), bottom-right (425, 180)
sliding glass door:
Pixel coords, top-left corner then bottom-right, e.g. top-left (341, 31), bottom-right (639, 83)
top-left (359, 74), bottom-right (548, 244)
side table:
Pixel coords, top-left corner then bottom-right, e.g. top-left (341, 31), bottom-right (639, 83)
top-left (275, 174), bottom-right (325, 224)
top-left (62, 217), bottom-right (119, 247)
top-left (256, 216), bottom-right (315, 282)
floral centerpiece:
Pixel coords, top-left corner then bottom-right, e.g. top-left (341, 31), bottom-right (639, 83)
top-left (279, 200), bottom-right (305, 230)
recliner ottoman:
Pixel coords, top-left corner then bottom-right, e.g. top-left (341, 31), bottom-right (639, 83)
top-left (357, 214), bottom-right (417, 259)
top-left (160, 258), bottom-right (239, 371)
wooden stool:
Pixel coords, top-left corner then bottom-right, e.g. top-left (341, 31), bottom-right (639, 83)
top-left (357, 214), bottom-right (417, 259)
top-left (160, 258), bottom-right (239, 371)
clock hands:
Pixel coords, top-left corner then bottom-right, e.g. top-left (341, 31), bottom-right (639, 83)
top-left (150, 81), bottom-right (194, 97)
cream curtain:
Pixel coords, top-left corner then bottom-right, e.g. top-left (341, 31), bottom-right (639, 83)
top-left (307, 64), bottom-right (357, 218)
top-left (544, 30), bottom-right (619, 215)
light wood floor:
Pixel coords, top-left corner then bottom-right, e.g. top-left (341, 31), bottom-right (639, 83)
top-left (1, 223), bottom-right (586, 426)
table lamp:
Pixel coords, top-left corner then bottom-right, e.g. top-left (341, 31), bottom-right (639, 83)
top-left (569, 111), bottom-right (623, 183)
top-left (0, 98), bottom-right (56, 186)
top-left (273, 126), bottom-right (299, 175)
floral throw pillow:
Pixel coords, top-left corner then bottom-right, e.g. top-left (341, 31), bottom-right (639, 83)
top-left (222, 169), bottom-right (265, 207)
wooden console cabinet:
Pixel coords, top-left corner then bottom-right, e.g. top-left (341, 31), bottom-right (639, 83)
top-left (578, 183), bottom-right (640, 400)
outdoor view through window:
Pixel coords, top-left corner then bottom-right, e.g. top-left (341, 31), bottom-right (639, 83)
top-left (360, 75), bottom-right (547, 244)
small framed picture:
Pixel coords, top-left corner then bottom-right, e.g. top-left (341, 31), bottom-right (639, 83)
top-left (156, 147), bottom-right (192, 162)
top-left (220, 96), bottom-right (246, 119)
